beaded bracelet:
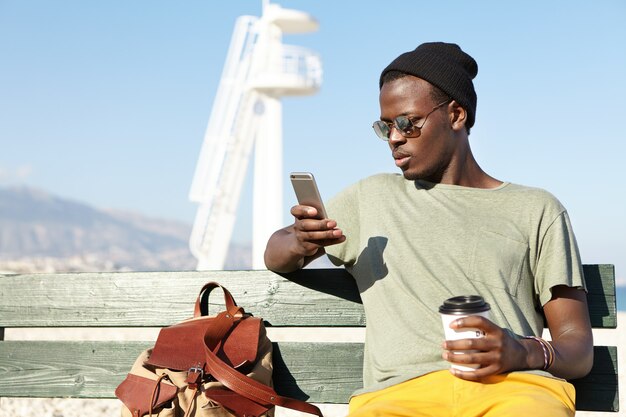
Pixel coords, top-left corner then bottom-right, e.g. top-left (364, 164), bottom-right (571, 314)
top-left (524, 336), bottom-right (555, 370)
top-left (544, 338), bottom-right (556, 369)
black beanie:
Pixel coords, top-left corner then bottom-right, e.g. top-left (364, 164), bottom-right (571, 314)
top-left (379, 42), bottom-right (478, 128)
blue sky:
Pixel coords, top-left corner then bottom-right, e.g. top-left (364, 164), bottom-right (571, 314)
top-left (1, 1), bottom-right (624, 288)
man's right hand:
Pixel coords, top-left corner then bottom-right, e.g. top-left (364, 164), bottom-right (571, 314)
top-left (263, 204), bottom-right (345, 273)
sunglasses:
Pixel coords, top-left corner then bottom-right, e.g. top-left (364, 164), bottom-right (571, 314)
top-left (372, 99), bottom-right (451, 141)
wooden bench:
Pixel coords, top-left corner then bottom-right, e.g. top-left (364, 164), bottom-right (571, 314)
top-left (0, 264), bottom-right (619, 413)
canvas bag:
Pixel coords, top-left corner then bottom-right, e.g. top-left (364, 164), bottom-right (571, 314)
top-left (115, 282), bottom-right (323, 417)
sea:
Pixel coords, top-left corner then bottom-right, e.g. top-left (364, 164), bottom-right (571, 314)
top-left (617, 286), bottom-right (626, 312)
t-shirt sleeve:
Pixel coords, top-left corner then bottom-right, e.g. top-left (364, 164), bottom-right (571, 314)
top-left (534, 210), bottom-right (586, 306)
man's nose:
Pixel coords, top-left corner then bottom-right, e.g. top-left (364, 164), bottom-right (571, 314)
top-left (388, 126), bottom-right (406, 144)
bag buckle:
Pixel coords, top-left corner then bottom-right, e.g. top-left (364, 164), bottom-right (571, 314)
top-left (187, 364), bottom-right (204, 389)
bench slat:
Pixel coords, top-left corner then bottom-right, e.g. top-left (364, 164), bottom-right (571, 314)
top-left (0, 341), bottom-right (617, 411)
top-left (0, 270), bottom-right (364, 327)
top-left (0, 265), bottom-right (616, 328)
top-left (0, 341), bottom-right (147, 398)
top-left (583, 264), bottom-right (617, 328)
top-left (0, 340), bottom-right (362, 402)
top-left (570, 346), bottom-right (620, 412)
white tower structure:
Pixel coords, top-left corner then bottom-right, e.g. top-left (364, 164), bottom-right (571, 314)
top-left (189, 1), bottom-right (322, 270)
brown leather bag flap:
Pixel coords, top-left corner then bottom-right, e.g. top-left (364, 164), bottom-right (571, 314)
top-left (115, 373), bottom-right (177, 417)
top-left (220, 315), bottom-right (263, 369)
top-left (147, 314), bottom-right (262, 373)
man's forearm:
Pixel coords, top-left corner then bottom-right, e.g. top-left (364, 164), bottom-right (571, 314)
top-left (542, 286), bottom-right (594, 380)
top-left (547, 331), bottom-right (594, 380)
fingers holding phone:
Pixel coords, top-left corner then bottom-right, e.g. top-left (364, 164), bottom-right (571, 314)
top-left (290, 204), bottom-right (324, 220)
top-left (292, 217), bottom-right (345, 256)
top-left (290, 172), bottom-right (345, 248)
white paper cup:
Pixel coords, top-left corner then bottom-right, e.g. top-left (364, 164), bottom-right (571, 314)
top-left (439, 295), bottom-right (491, 371)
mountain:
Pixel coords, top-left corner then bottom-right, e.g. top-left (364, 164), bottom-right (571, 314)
top-left (0, 186), bottom-right (251, 272)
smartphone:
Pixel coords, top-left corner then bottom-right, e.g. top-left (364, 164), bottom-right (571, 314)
top-left (290, 172), bottom-right (328, 219)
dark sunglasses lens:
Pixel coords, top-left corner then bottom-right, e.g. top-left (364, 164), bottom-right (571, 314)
top-left (395, 116), bottom-right (413, 135)
top-left (373, 121), bottom-right (390, 139)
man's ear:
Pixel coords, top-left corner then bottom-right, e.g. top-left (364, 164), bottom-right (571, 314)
top-left (449, 101), bottom-right (467, 132)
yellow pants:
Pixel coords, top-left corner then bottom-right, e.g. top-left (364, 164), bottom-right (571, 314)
top-left (348, 370), bottom-right (575, 417)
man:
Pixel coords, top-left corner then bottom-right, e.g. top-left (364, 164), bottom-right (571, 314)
top-left (264, 42), bottom-right (592, 416)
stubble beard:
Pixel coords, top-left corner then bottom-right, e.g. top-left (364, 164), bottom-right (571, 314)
top-left (401, 161), bottom-right (446, 183)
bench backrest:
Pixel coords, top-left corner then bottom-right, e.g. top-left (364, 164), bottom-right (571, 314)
top-left (0, 265), bottom-right (619, 412)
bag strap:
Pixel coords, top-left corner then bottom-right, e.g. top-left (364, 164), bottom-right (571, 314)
top-left (194, 281), bottom-right (239, 318)
top-left (203, 314), bottom-right (324, 417)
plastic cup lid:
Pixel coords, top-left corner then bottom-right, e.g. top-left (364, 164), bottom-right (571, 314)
top-left (439, 295), bottom-right (490, 314)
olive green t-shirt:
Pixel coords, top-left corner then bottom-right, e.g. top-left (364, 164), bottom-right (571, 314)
top-left (324, 173), bottom-right (585, 396)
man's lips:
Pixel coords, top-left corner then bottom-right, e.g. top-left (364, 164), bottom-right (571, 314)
top-left (393, 151), bottom-right (411, 168)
